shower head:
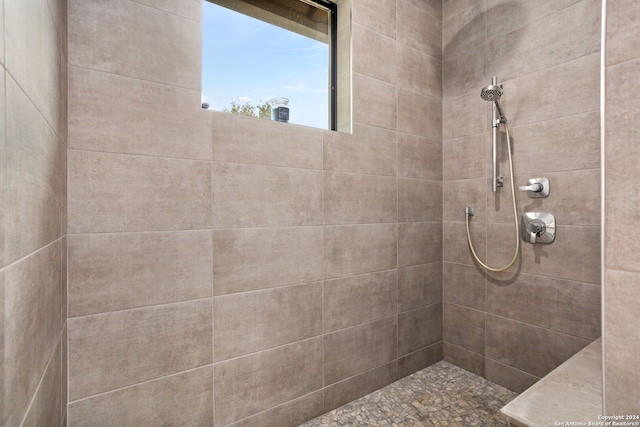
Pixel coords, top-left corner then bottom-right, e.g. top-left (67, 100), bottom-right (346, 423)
top-left (480, 84), bottom-right (503, 102)
top-left (481, 83), bottom-right (506, 122)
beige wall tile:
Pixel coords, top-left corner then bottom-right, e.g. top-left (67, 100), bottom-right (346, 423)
top-left (605, 59), bottom-right (640, 272)
top-left (487, 0), bottom-right (600, 81)
top-left (443, 92), bottom-right (488, 139)
top-left (606, 0), bottom-right (640, 65)
top-left (443, 342), bottom-right (485, 378)
top-left (324, 316), bottom-right (397, 384)
top-left (398, 88), bottom-right (441, 140)
top-left (228, 391), bottom-right (324, 427)
top-left (0, 75), bottom-right (4, 268)
top-left (398, 178), bottom-right (442, 222)
top-left (68, 231), bottom-right (213, 317)
top-left (442, 0), bottom-right (485, 59)
top-left (323, 362), bottom-right (398, 412)
top-left (352, 73), bottom-right (397, 130)
top-left (68, 150), bottom-right (212, 233)
top-left (214, 283), bottom-right (322, 361)
top-left (398, 44), bottom-right (442, 98)
top-left (69, 66), bottom-right (211, 159)
top-left (397, 0), bottom-right (441, 59)
top-left (353, 23), bottom-right (397, 84)
top-left (324, 270), bottom-right (398, 333)
top-left (487, 223), bottom-right (601, 284)
top-left (604, 269), bottom-right (640, 413)
top-left (443, 46), bottom-right (486, 100)
top-left (487, 273), bottom-right (601, 340)
top-left (398, 222), bottom-right (442, 267)
top-left (352, 0), bottom-right (396, 39)
top-left (214, 338), bottom-right (323, 426)
top-left (398, 262), bottom-right (442, 313)
top-left (324, 124), bottom-right (397, 176)
top-left (22, 338), bottom-right (62, 427)
top-left (398, 133), bottom-right (442, 180)
top-left (132, 0), bottom-right (202, 22)
top-left (4, 240), bottom-right (63, 427)
top-left (398, 342), bottom-right (442, 378)
top-left (5, 0), bottom-right (62, 134)
top-left (485, 358), bottom-right (539, 394)
top-left (444, 303), bottom-right (485, 355)
top-left (323, 172), bottom-right (397, 224)
top-left (485, 314), bottom-right (590, 378)
top-left (502, 53), bottom-right (600, 127)
top-left (212, 227), bottom-right (323, 295)
top-left (212, 111), bottom-right (323, 169)
top-left (486, 0), bottom-right (582, 35)
top-left (398, 303), bottom-right (442, 356)
top-left (507, 112), bottom-right (600, 175)
top-left (68, 366), bottom-right (213, 427)
top-left (212, 162), bottom-right (322, 228)
top-left (324, 224), bottom-right (397, 279)
top-left (443, 134), bottom-right (489, 180)
top-left (443, 221), bottom-right (486, 265)
top-left (5, 77), bottom-right (63, 264)
top-left (443, 262), bottom-right (486, 311)
top-left (68, 299), bottom-right (213, 400)
top-left (68, 0), bottom-right (200, 89)
top-left (442, 179), bottom-right (486, 222)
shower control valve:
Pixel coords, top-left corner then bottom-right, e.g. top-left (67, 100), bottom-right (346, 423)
top-left (518, 178), bottom-right (549, 198)
top-left (521, 212), bottom-right (556, 244)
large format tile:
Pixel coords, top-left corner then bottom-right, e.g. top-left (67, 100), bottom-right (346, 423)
top-left (444, 303), bottom-right (485, 355)
top-left (228, 391), bottom-right (324, 427)
top-left (3, 241), bottom-right (63, 427)
top-left (397, 133), bottom-right (442, 180)
top-left (353, 23), bottom-right (397, 84)
top-left (323, 362), bottom-right (398, 412)
top-left (22, 337), bottom-right (63, 427)
top-left (323, 172), bottom-right (397, 225)
top-left (212, 111), bottom-right (323, 169)
top-left (68, 0), bottom-right (200, 88)
top-left (485, 0), bottom-right (583, 36)
top-left (398, 342), bottom-right (443, 378)
top-left (443, 262), bottom-right (486, 311)
top-left (485, 358), bottom-right (539, 394)
top-left (397, 0), bottom-right (441, 59)
top-left (212, 162), bottom-right (322, 228)
top-left (398, 303), bottom-right (442, 356)
top-left (5, 77), bottom-right (63, 264)
top-left (69, 66), bottom-right (211, 159)
top-left (68, 299), bottom-right (213, 400)
top-left (443, 342), bottom-right (485, 378)
top-left (323, 270), bottom-right (398, 333)
top-left (485, 314), bottom-right (590, 378)
top-left (487, 273), bottom-right (600, 340)
top-left (5, 0), bottom-right (62, 134)
top-left (443, 92), bottom-right (488, 140)
top-left (324, 123), bottom-right (397, 176)
top-left (324, 224), bottom-right (397, 279)
top-left (398, 178), bottom-right (442, 222)
top-left (443, 221), bottom-right (486, 266)
top-left (442, 179), bottom-right (486, 222)
top-left (212, 227), bottom-right (322, 295)
top-left (604, 269), bottom-right (640, 413)
top-left (351, 0), bottom-right (396, 39)
top-left (132, 0), bottom-right (202, 21)
top-left (398, 222), bottom-right (442, 267)
top-left (398, 43), bottom-right (442, 98)
top-left (352, 73), bottom-right (397, 130)
top-left (606, 0), bottom-right (640, 65)
top-left (398, 262), bottom-right (442, 313)
top-left (324, 316), bottom-right (398, 385)
top-left (67, 366), bottom-right (213, 427)
top-left (214, 283), bottom-right (322, 361)
top-left (214, 338), bottom-right (323, 426)
top-left (68, 150), bottom-right (212, 233)
top-left (487, 0), bottom-right (600, 81)
top-left (68, 231), bottom-right (213, 316)
top-left (443, 134), bottom-right (488, 180)
top-left (397, 88), bottom-right (441, 140)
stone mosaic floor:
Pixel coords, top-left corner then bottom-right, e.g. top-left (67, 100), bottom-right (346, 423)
top-left (299, 361), bottom-right (518, 427)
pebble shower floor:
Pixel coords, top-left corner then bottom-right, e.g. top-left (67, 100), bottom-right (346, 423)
top-left (298, 361), bottom-right (518, 427)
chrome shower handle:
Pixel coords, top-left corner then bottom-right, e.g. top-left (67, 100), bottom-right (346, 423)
top-left (519, 183), bottom-right (543, 192)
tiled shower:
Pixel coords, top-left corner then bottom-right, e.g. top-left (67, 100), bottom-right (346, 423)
top-left (1, 0), bottom-right (638, 425)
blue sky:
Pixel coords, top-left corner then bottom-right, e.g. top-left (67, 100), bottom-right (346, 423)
top-left (202, 1), bottom-right (329, 129)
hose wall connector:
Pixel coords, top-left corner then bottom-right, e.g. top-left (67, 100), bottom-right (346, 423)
top-left (465, 206), bottom-right (475, 217)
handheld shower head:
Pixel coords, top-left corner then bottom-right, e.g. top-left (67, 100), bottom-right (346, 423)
top-left (481, 83), bottom-right (506, 122)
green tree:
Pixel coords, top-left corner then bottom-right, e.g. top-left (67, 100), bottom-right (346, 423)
top-left (223, 99), bottom-right (273, 119)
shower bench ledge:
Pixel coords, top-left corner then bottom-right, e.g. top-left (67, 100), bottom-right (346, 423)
top-left (500, 338), bottom-right (602, 427)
